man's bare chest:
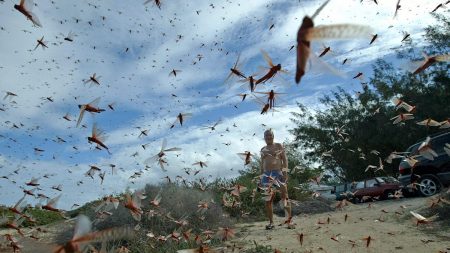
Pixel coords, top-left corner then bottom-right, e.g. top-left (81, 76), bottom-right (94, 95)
top-left (262, 145), bottom-right (282, 159)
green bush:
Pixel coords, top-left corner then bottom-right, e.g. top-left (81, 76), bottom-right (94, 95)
top-left (244, 242), bottom-right (273, 253)
top-left (67, 199), bottom-right (103, 218)
top-left (62, 183), bottom-right (235, 253)
top-left (24, 207), bottom-right (65, 226)
top-left (0, 206), bottom-right (64, 228)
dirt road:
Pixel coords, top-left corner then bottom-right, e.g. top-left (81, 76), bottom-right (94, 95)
top-left (230, 196), bottom-right (450, 253)
top-left (1, 196), bottom-right (449, 253)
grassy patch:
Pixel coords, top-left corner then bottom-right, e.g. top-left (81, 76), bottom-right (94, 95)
top-left (56, 183), bottom-right (236, 252)
top-left (244, 242), bottom-right (273, 253)
top-left (0, 206), bottom-right (64, 227)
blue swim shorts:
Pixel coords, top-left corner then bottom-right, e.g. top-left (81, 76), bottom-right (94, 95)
top-left (261, 170), bottom-right (285, 187)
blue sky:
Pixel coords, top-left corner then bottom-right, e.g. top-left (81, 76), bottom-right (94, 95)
top-left (0, 0), bottom-right (445, 209)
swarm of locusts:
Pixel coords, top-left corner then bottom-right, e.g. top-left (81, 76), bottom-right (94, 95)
top-left (2, 0), bottom-right (449, 252)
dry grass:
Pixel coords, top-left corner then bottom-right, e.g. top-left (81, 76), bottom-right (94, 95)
top-left (57, 183), bottom-right (235, 252)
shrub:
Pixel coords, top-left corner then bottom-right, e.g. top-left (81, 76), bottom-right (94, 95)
top-left (243, 242), bottom-right (273, 253)
top-left (0, 206), bottom-right (64, 228)
top-left (61, 183), bottom-right (234, 253)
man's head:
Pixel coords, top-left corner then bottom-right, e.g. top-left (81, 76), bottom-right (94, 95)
top-left (264, 129), bottom-right (274, 145)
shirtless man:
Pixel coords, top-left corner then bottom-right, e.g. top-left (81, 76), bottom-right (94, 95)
top-left (260, 129), bottom-right (294, 230)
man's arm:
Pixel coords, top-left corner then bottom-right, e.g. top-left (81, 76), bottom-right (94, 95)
top-left (279, 144), bottom-right (288, 172)
top-left (260, 148), bottom-right (265, 174)
top-left (279, 144), bottom-right (289, 183)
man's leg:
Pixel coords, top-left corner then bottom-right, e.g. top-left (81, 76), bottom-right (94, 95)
top-left (265, 189), bottom-right (275, 229)
top-left (265, 200), bottom-right (273, 224)
top-left (280, 185), bottom-right (293, 225)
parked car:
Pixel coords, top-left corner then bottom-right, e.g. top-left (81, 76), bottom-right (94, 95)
top-left (334, 177), bottom-right (402, 203)
top-left (398, 131), bottom-right (450, 197)
top-left (309, 182), bottom-right (335, 199)
top-left (333, 182), bottom-right (354, 201)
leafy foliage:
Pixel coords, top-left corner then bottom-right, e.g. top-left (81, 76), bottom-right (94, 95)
top-left (290, 15), bottom-right (450, 182)
top-left (59, 183), bottom-right (234, 253)
top-left (0, 206), bottom-right (64, 228)
top-left (243, 243), bottom-right (273, 253)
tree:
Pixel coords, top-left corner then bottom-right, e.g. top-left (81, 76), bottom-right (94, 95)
top-left (290, 14), bottom-right (450, 182)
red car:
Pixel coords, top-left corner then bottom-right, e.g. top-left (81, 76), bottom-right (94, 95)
top-left (345, 177), bottom-right (403, 203)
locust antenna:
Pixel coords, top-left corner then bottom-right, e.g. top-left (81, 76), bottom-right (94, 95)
top-left (311, 0), bottom-right (331, 20)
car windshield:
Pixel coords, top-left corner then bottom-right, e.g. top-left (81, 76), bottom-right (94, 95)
top-left (406, 143), bottom-right (420, 153)
top-left (381, 177), bottom-right (398, 183)
top-left (432, 133), bottom-right (450, 153)
top-left (375, 177), bottom-right (385, 183)
top-left (354, 181), bottom-right (364, 189)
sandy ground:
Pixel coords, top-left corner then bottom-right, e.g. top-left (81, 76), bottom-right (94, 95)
top-left (1, 196), bottom-right (450, 253)
top-left (229, 196), bottom-right (450, 253)
top-left (0, 219), bottom-right (72, 253)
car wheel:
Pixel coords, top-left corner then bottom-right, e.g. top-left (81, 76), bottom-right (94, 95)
top-left (418, 176), bottom-right (441, 197)
top-left (401, 188), bottom-right (416, 198)
top-left (382, 190), bottom-right (392, 200)
top-left (351, 197), bottom-right (360, 204)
